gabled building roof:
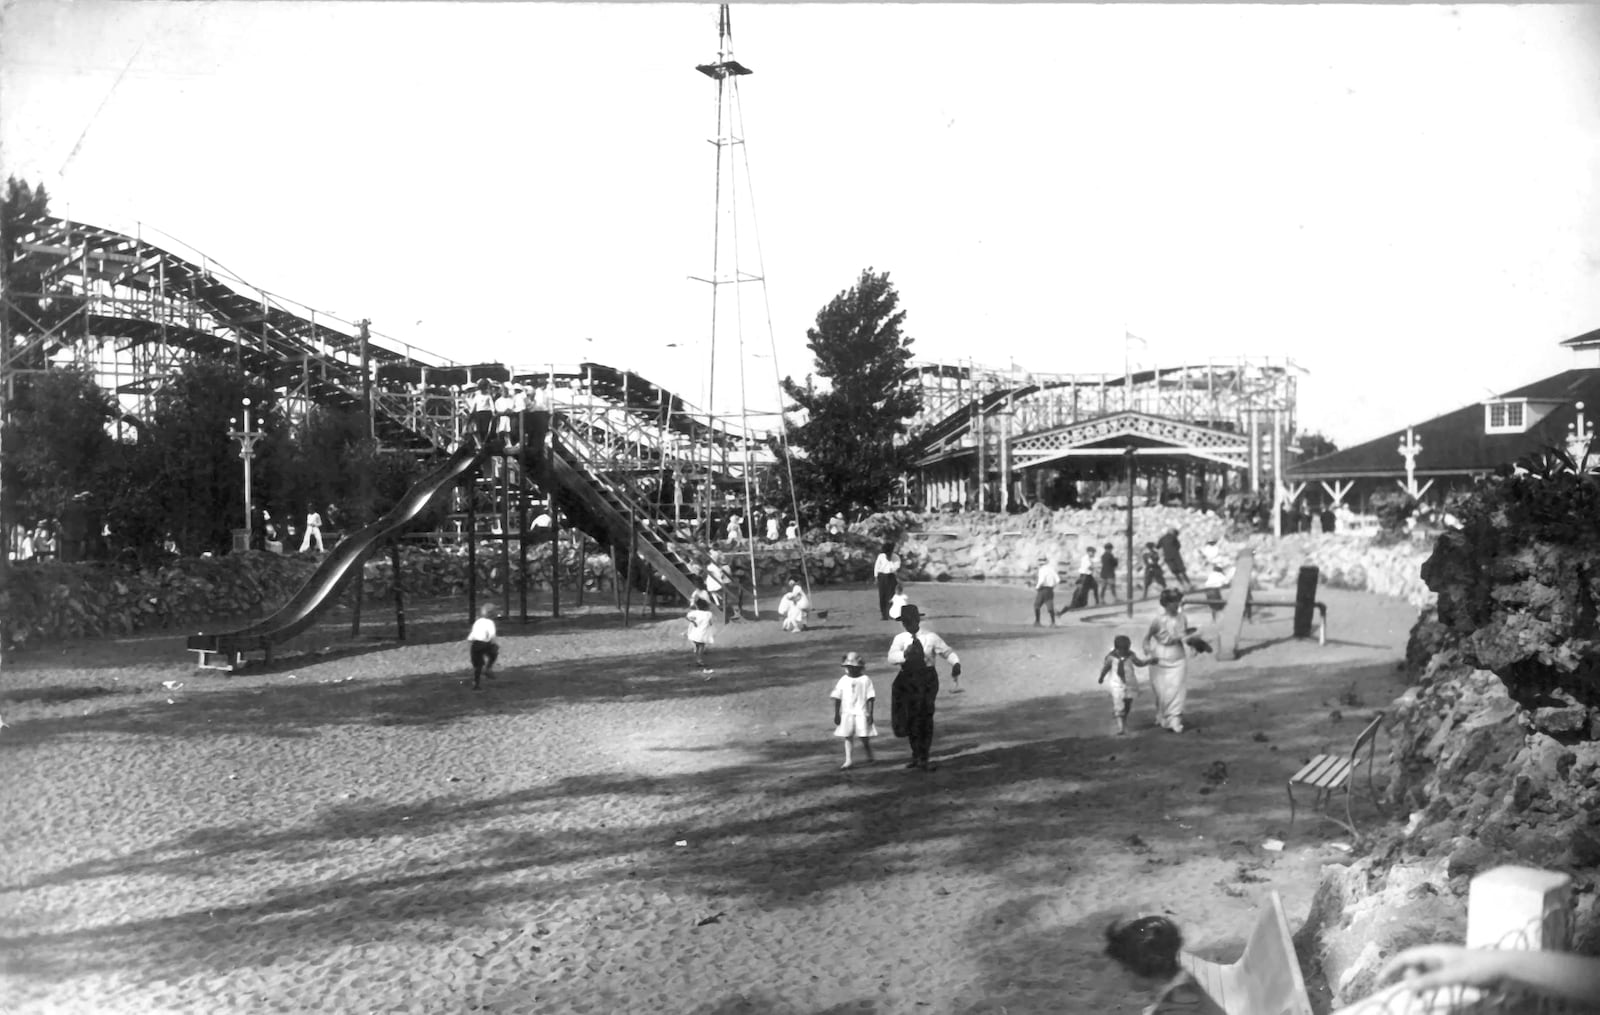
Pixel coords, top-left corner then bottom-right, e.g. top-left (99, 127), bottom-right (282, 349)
top-left (1287, 368), bottom-right (1600, 481)
top-left (1559, 326), bottom-right (1600, 351)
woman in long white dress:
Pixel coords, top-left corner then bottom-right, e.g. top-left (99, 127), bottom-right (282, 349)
top-left (1142, 588), bottom-right (1191, 733)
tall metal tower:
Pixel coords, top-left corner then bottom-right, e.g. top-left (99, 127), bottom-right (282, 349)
top-left (690, 4), bottom-right (799, 604)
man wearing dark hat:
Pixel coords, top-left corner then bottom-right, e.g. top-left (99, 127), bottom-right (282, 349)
top-left (887, 604), bottom-right (962, 770)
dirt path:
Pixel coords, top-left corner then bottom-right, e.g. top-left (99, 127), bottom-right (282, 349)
top-left (0, 581), bottom-right (1417, 1014)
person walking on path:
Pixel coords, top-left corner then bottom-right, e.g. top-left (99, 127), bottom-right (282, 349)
top-left (298, 508), bottom-right (324, 553)
top-left (1072, 543), bottom-right (1100, 608)
top-left (1157, 527), bottom-right (1190, 589)
top-left (1141, 542), bottom-right (1166, 598)
top-left (1142, 588), bottom-right (1193, 732)
top-left (887, 604), bottom-right (962, 770)
top-left (1098, 634), bottom-right (1151, 736)
top-left (703, 553), bottom-right (733, 622)
top-left (1032, 555), bottom-right (1059, 626)
top-left (874, 541), bottom-right (902, 620)
top-left (1100, 542), bottom-right (1120, 602)
top-left (830, 651), bottom-right (878, 769)
top-left (686, 593), bottom-right (716, 673)
top-left (466, 604), bottom-right (499, 691)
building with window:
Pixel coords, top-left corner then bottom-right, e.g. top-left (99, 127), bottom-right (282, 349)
top-left (1284, 328), bottom-right (1600, 511)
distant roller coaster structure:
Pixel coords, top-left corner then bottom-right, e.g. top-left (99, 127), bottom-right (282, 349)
top-left (902, 357), bottom-right (1302, 511)
top-left (1, 213), bottom-right (789, 628)
top-left (4, 212), bottom-right (1301, 570)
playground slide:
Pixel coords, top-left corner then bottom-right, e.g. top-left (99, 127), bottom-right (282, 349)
top-left (543, 444), bottom-right (701, 603)
top-left (188, 442), bottom-right (492, 660)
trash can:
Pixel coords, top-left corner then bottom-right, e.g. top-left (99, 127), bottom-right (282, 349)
top-left (231, 528), bottom-right (251, 553)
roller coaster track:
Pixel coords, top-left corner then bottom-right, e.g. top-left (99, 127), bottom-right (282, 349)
top-left (6, 214), bottom-right (716, 598)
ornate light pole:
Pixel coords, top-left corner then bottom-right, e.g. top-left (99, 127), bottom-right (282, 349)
top-left (229, 397), bottom-right (265, 549)
top-left (1397, 426), bottom-right (1429, 500)
top-left (1567, 402), bottom-right (1593, 471)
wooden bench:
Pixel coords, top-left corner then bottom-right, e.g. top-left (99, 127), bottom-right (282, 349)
top-left (1180, 891), bottom-right (1313, 1015)
top-left (1288, 711), bottom-right (1385, 840)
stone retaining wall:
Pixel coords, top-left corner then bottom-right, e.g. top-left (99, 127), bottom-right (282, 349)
top-left (3, 508), bottom-right (1431, 652)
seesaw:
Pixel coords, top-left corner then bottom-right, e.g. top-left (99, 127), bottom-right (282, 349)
top-left (1181, 549), bottom-right (1326, 661)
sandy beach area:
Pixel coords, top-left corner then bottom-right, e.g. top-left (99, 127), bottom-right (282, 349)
top-left (0, 579), bottom-right (1417, 1014)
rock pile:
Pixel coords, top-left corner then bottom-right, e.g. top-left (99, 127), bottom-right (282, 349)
top-left (883, 507), bottom-right (1432, 605)
top-left (1302, 505), bottom-right (1600, 1005)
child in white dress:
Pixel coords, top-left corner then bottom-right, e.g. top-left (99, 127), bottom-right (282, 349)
top-left (686, 594), bottom-right (715, 673)
top-left (830, 651), bottom-right (878, 769)
top-left (1098, 634), bottom-right (1151, 735)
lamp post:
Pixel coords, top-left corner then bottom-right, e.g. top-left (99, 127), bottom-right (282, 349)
top-left (229, 398), bottom-right (265, 550)
top-left (1567, 402), bottom-right (1593, 471)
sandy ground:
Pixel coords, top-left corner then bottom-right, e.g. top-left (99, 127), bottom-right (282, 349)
top-left (0, 579), bottom-right (1418, 1015)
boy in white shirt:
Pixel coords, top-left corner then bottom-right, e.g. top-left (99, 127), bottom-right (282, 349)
top-left (1033, 555), bottom-right (1060, 626)
top-left (466, 604), bottom-right (499, 690)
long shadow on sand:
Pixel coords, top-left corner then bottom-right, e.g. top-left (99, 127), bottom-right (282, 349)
top-left (4, 643), bottom-right (1407, 996)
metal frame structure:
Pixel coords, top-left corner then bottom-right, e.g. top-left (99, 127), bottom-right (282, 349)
top-left (0, 212), bottom-right (780, 594)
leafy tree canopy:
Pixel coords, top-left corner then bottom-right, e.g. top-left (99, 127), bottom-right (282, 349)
top-left (2, 177), bottom-right (54, 367)
top-left (0, 366), bottom-right (115, 528)
top-left (779, 268), bottom-right (921, 520)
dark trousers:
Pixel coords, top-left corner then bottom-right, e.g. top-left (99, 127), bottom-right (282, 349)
top-left (907, 714), bottom-right (935, 764)
top-left (1032, 586), bottom-right (1056, 622)
top-left (877, 573), bottom-right (897, 619)
top-left (469, 410), bottom-right (495, 445)
top-left (469, 641), bottom-right (498, 685)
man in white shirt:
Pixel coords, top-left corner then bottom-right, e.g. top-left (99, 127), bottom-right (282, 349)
top-left (886, 604), bottom-right (963, 770)
top-left (1033, 555), bottom-right (1060, 626)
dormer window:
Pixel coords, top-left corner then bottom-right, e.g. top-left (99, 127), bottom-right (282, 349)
top-left (1485, 399), bottom-right (1527, 434)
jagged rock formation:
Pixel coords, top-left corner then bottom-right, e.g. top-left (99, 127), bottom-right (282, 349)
top-left (1304, 468), bottom-right (1600, 1007)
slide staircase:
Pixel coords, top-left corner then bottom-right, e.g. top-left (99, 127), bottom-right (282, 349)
top-left (541, 423), bottom-right (702, 603)
top-left (187, 441), bottom-right (492, 669)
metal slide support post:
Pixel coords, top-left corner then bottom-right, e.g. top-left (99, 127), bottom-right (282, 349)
top-left (551, 500), bottom-right (561, 619)
top-left (623, 507), bottom-right (637, 628)
top-left (467, 474), bottom-right (478, 624)
top-left (518, 460), bottom-right (529, 623)
top-left (392, 541), bottom-right (406, 641)
top-left (500, 454), bottom-right (512, 621)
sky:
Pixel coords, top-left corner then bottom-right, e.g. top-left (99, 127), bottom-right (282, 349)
top-left (3, 1), bottom-right (1600, 447)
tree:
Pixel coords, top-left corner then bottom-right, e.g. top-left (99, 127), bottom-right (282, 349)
top-left (779, 269), bottom-right (921, 520)
top-left (1296, 430), bottom-right (1339, 462)
top-left (0, 366), bottom-right (116, 531)
top-left (2, 177), bottom-right (52, 364)
top-left (129, 358), bottom-right (288, 554)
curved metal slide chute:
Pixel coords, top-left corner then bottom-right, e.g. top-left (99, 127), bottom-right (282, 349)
top-left (187, 441), bottom-right (492, 667)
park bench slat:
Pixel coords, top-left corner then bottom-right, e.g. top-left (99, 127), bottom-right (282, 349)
top-left (1291, 754), bottom-right (1351, 789)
